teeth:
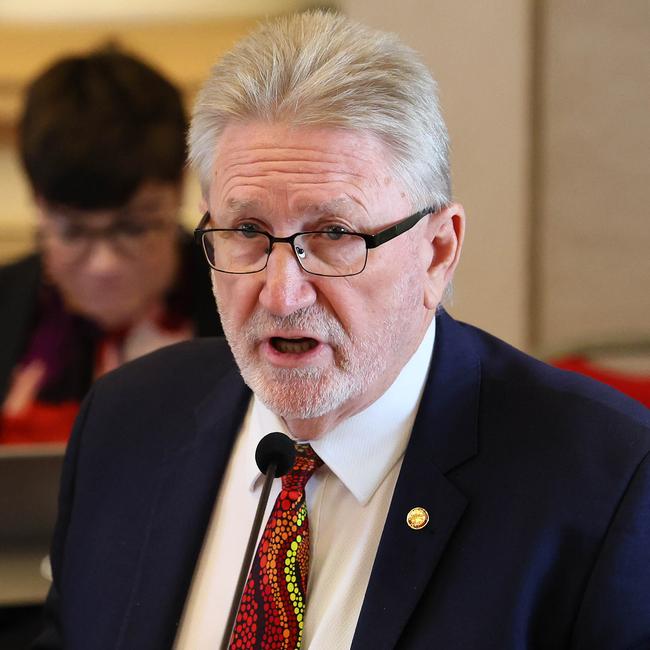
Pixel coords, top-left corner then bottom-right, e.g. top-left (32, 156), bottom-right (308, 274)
top-left (273, 338), bottom-right (317, 354)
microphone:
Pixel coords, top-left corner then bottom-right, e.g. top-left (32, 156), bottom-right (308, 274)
top-left (221, 432), bottom-right (296, 650)
top-left (255, 431), bottom-right (296, 476)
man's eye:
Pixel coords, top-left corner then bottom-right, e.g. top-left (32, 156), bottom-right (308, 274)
top-left (238, 224), bottom-right (263, 239)
top-left (323, 226), bottom-right (349, 241)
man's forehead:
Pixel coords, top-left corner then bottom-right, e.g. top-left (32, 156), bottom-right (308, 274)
top-left (209, 123), bottom-right (403, 219)
top-left (213, 121), bottom-right (393, 171)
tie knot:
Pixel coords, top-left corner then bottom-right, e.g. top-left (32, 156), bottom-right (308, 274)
top-left (282, 443), bottom-right (323, 491)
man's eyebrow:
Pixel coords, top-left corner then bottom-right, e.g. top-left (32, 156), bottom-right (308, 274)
top-left (294, 198), bottom-right (358, 216)
top-left (225, 198), bottom-right (263, 213)
top-left (223, 197), bottom-right (359, 218)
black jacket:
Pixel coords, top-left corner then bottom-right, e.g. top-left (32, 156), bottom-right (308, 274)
top-left (34, 311), bottom-right (650, 649)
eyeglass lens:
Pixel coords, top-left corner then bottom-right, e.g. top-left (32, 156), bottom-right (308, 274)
top-left (202, 230), bottom-right (368, 276)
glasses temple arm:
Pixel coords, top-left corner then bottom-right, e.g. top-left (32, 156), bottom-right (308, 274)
top-left (364, 207), bottom-right (435, 249)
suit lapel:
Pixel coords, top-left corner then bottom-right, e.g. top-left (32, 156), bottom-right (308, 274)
top-left (116, 361), bottom-right (251, 650)
top-left (352, 312), bottom-right (480, 649)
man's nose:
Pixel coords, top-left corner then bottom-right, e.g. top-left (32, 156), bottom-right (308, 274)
top-left (258, 243), bottom-right (317, 317)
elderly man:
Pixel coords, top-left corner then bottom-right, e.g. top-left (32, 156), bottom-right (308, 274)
top-left (35, 12), bottom-right (649, 650)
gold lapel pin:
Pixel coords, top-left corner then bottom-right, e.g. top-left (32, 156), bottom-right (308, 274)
top-left (406, 506), bottom-right (429, 530)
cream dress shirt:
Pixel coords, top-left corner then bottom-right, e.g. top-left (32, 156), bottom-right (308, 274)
top-left (175, 319), bottom-right (435, 649)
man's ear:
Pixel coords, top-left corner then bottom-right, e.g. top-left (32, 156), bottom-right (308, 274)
top-left (423, 202), bottom-right (465, 310)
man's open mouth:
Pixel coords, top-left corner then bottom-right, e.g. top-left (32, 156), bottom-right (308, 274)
top-left (270, 337), bottom-right (319, 354)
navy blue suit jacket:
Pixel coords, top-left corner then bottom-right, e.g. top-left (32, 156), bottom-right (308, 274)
top-left (34, 312), bottom-right (650, 649)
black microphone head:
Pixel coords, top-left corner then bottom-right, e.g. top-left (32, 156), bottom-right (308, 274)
top-left (255, 432), bottom-right (296, 477)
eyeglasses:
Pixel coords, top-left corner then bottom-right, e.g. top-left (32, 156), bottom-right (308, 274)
top-left (194, 207), bottom-right (435, 277)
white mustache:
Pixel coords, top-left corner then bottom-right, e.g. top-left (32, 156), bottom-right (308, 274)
top-left (241, 305), bottom-right (347, 345)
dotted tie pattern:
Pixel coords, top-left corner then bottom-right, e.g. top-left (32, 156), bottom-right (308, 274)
top-left (230, 444), bottom-right (323, 649)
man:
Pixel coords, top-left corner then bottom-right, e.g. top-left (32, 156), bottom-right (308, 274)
top-left (34, 12), bottom-right (649, 650)
top-left (0, 47), bottom-right (222, 444)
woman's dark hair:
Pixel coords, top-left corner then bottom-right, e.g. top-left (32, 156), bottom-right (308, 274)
top-left (19, 46), bottom-right (187, 210)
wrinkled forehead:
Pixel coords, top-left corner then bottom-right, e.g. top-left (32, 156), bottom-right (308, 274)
top-left (223, 195), bottom-right (361, 219)
top-left (208, 121), bottom-right (405, 223)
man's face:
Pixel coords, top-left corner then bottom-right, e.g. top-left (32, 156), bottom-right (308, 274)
top-left (38, 181), bottom-right (181, 330)
top-left (208, 122), bottom-right (458, 436)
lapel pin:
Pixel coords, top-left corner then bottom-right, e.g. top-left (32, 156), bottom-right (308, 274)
top-left (406, 506), bottom-right (429, 530)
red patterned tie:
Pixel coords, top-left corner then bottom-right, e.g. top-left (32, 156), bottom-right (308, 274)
top-left (230, 443), bottom-right (323, 649)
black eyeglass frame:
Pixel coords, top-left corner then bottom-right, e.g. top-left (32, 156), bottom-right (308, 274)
top-left (194, 206), bottom-right (436, 277)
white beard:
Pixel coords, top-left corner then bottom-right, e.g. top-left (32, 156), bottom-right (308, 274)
top-left (214, 261), bottom-right (423, 421)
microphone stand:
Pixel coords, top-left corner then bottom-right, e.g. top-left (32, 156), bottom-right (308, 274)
top-left (220, 460), bottom-right (277, 650)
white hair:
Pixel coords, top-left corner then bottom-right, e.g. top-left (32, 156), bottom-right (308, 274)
top-left (188, 10), bottom-right (452, 211)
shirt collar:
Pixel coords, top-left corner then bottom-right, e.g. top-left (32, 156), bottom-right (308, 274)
top-left (248, 318), bottom-right (436, 505)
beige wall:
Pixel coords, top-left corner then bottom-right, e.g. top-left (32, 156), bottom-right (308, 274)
top-left (342, 0), bottom-right (533, 349)
top-left (537, 0), bottom-right (649, 353)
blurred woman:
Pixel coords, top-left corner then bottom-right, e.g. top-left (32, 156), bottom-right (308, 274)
top-left (0, 47), bottom-right (222, 444)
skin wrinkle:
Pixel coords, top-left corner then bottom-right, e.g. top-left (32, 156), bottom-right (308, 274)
top-left (214, 145), bottom-right (376, 188)
top-left (217, 178), bottom-right (374, 229)
top-left (206, 143), bottom-right (378, 205)
top-left (220, 171), bottom-right (369, 192)
top-left (215, 149), bottom-right (380, 227)
top-left (218, 172), bottom-right (371, 193)
top-left (218, 140), bottom-right (375, 166)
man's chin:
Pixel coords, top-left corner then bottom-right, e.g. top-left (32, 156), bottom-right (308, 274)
top-left (256, 393), bottom-right (338, 421)
top-left (242, 367), bottom-right (354, 421)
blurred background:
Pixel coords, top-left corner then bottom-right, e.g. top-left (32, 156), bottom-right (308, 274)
top-left (0, 1), bottom-right (647, 644)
